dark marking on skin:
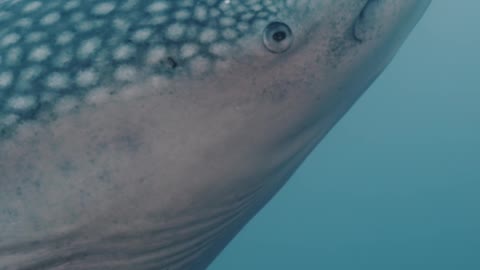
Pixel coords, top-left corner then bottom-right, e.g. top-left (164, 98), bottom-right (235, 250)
top-left (97, 170), bottom-right (112, 183)
top-left (59, 160), bottom-right (76, 177)
top-left (167, 57), bottom-right (178, 69)
top-left (112, 133), bottom-right (143, 154)
top-left (325, 34), bottom-right (359, 69)
top-left (1, 208), bottom-right (18, 219)
top-left (33, 179), bottom-right (41, 190)
top-left (260, 82), bottom-right (290, 102)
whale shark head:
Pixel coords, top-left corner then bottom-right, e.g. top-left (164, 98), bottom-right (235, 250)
top-left (162, 0), bottom-right (433, 153)
top-left (0, 0), bottom-right (431, 142)
top-left (0, 1), bottom-right (432, 269)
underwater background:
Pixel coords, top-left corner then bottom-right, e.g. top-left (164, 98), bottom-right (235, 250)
top-left (210, 1), bottom-right (479, 269)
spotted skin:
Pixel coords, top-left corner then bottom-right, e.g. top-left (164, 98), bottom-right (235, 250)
top-left (0, 0), bottom-right (296, 137)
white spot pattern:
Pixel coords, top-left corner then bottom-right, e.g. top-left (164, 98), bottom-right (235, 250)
top-left (0, 0), bottom-right (290, 136)
top-left (56, 31), bottom-right (75, 45)
top-left (28, 45), bottom-right (51, 62)
top-left (180, 43), bottom-right (200, 58)
top-left (165, 23), bottom-right (186, 41)
top-left (131, 29), bottom-right (153, 42)
top-left (8, 96), bottom-right (36, 111)
top-left (78, 38), bottom-right (101, 59)
top-left (113, 44), bottom-right (135, 61)
top-left (1, 33), bottom-right (20, 47)
top-left (146, 46), bottom-right (167, 65)
top-left (40, 12), bottom-right (61, 25)
top-left (147, 2), bottom-right (169, 13)
top-left (76, 69), bottom-right (98, 88)
top-left (0, 71), bottom-right (13, 89)
top-left (114, 65), bottom-right (137, 82)
top-left (92, 2), bottom-right (116, 15)
top-left (46, 72), bottom-right (70, 89)
top-left (6, 48), bottom-right (22, 65)
top-left (22, 1), bottom-right (42, 13)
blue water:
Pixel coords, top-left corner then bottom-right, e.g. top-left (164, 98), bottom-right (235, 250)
top-left (210, 2), bottom-right (480, 269)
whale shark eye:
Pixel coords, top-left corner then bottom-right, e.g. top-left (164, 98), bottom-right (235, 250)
top-left (263, 22), bottom-right (294, 54)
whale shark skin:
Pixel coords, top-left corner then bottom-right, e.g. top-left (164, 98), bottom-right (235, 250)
top-left (0, 0), bottom-right (431, 269)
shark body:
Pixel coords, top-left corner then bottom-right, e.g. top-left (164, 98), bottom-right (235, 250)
top-left (0, 0), bottom-right (431, 269)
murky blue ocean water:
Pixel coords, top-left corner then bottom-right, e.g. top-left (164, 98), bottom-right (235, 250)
top-left (210, 1), bottom-right (480, 269)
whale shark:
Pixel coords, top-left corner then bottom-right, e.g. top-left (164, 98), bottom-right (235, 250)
top-left (0, 0), bottom-right (431, 269)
